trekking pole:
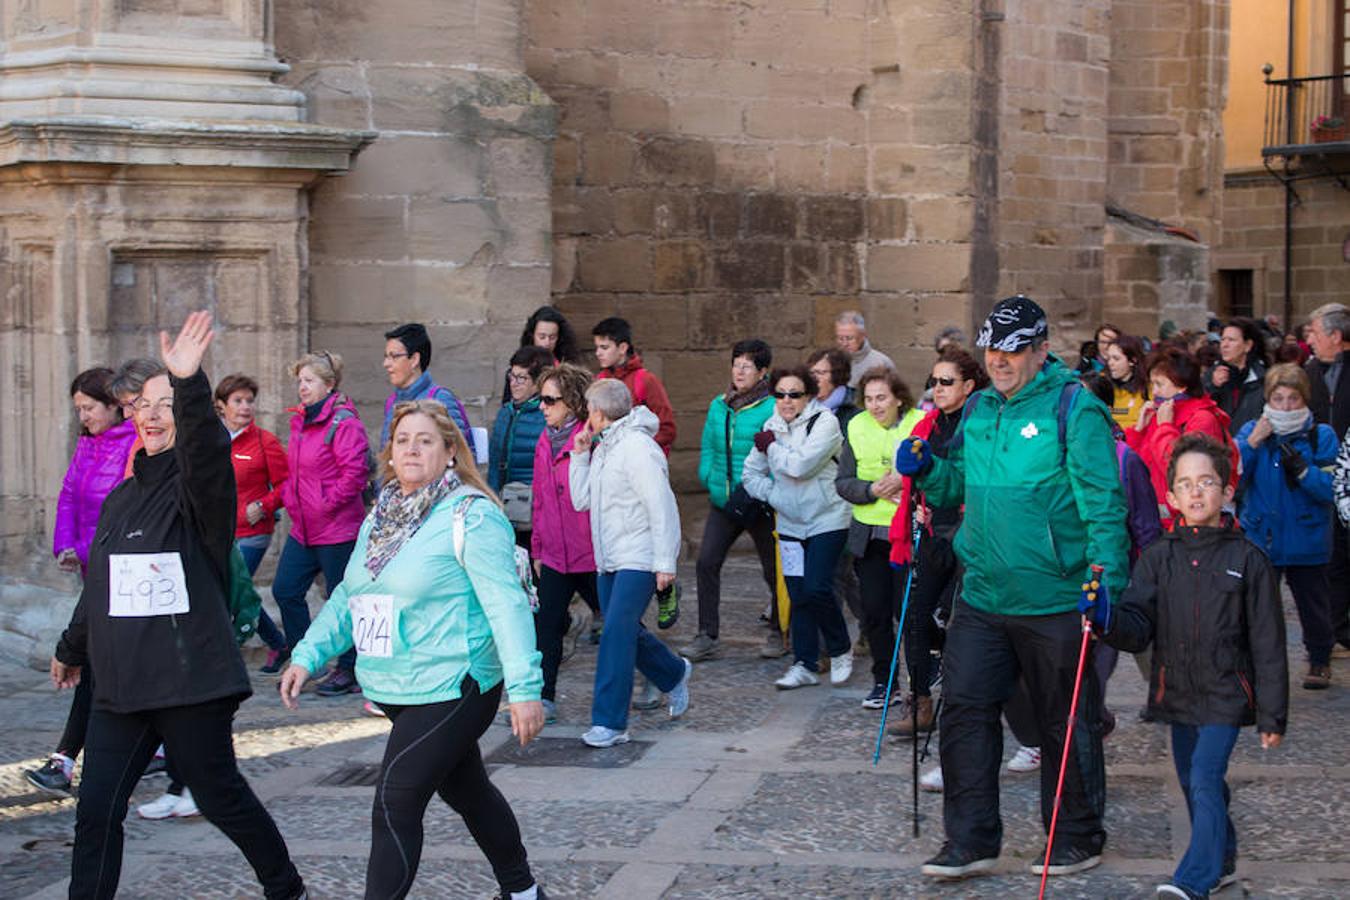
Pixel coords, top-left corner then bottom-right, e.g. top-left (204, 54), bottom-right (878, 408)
top-left (873, 521), bottom-right (922, 767)
top-left (1037, 564), bottom-right (1102, 900)
top-left (911, 678), bottom-right (920, 837)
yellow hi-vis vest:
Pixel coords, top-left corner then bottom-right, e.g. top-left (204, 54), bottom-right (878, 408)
top-left (847, 406), bottom-right (925, 526)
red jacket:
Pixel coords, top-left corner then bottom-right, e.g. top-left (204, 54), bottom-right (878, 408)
top-left (1125, 395), bottom-right (1237, 522)
top-left (598, 355), bottom-right (676, 455)
top-left (230, 422), bottom-right (289, 538)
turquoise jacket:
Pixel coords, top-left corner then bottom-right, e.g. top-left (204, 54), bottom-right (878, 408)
top-left (290, 487), bottom-right (543, 705)
top-left (698, 391), bottom-right (775, 509)
top-left (920, 360), bottom-right (1131, 616)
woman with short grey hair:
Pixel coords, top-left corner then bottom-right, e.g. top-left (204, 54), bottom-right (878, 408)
top-left (568, 379), bottom-right (692, 748)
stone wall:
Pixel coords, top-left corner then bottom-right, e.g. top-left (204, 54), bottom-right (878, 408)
top-left (275, 0), bottom-right (557, 429)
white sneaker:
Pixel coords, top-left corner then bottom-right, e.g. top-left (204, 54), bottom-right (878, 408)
top-left (775, 662), bottom-right (821, 690)
top-left (920, 766), bottom-right (944, 793)
top-left (137, 790), bottom-right (183, 820)
top-left (829, 652), bottom-right (853, 685)
top-left (170, 787), bottom-right (200, 818)
top-left (668, 658), bottom-right (693, 719)
top-left (582, 726), bottom-right (630, 748)
top-left (1007, 745), bottom-right (1041, 773)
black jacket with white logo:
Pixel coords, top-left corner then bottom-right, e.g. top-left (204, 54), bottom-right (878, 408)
top-left (55, 371), bottom-right (251, 713)
top-left (1103, 518), bottom-right (1288, 735)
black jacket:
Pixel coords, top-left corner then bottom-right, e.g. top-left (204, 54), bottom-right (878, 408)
top-left (55, 371), bottom-right (251, 714)
top-left (1305, 354), bottom-right (1350, 440)
top-left (1206, 360), bottom-right (1266, 435)
top-left (1102, 518), bottom-right (1288, 735)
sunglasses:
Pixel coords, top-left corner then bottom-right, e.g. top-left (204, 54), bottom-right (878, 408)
top-left (539, 395), bottom-right (565, 406)
top-left (773, 390), bottom-right (807, 399)
top-left (930, 376), bottom-right (958, 387)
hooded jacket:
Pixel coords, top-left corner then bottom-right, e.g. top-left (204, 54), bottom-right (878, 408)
top-left (741, 400), bottom-right (852, 540)
top-left (54, 371), bottom-right (252, 713)
top-left (281, 392), bottom-right (370, 547)
top-left (1102, 518), bottom-right (1288, 735)
top-left (1236, 415), bottom-right (1338, 567)
top-left (530, 421), bottom-right (596, 574)
top-left (53, 418), bottom-right (138, 571)
top-left (698, 389), bottom-right (775, 509)
top-left (229, 422), bottom-right (288, 539)
top-left (489, 396), bottom-right (546, 493)
top-left (290, 486), bottom-right (543, 706)
top-left (919, 359), bottom-right (1131, 615)
top-left (1125, 394), bottom-right (1237, 521)
top-left (568, 406), bottom-right (681, 574)
top-left (597, 355), bottom-right (677, 454)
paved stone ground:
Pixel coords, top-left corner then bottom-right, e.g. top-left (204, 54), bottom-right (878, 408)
top-left (2, 556), bottom-right (1348, 899)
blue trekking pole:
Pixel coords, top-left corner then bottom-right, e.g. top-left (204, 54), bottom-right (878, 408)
top-left (873, 519), bottom-right (922, 766)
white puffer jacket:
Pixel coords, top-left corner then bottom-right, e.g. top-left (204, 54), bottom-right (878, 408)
top-left (741, 399), bottom-right (852, 540)
top-left (569, 406), bottom-right (681, 574)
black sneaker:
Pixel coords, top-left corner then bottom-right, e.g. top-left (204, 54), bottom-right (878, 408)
top-left (1217, 856), bottom-right (1237, 890)
top-left (920, 842), bottom-right (998, 879)
top-left (1030, 842), bottom-right (1102, 876)
top-left (656, 583), bottom-right (680, 630)
top-left (315, 669), bottom-right (361, 697)
top-left (860, 683), bottom-right (900, 709)
top-left (25, 758), bottom-right (73, 797)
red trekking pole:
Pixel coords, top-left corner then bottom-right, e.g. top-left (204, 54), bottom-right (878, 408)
top-left (1037, 564), bottom-right (1102, 900)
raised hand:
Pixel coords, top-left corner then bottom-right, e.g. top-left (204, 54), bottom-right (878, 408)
top-left (572, 422), bottom-right (594, 454)
top-left (159, 310), bottom-right (216, 379)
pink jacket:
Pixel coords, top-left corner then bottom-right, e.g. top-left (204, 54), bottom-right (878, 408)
top-left (530, 422), bottom-right (596, 574)
top-left (53, 418), bottom-right (138, 572)
top-left (281, 392), bottom-right (370, 546)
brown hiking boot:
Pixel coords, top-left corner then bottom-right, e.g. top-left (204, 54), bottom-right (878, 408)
top-left (1303, 664), bottom-right (1331, 690)
top-left (887, 694), bottom-right (935, 738)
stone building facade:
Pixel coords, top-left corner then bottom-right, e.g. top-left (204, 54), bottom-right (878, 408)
top-left (1, 0), bottom-right (1230, 651)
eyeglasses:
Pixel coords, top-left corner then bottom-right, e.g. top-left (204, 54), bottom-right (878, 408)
top-left (1173, 476), bottom-right (1221, 494)
top-left (773, 390), bottom-right (807, 400)
top-left (539, 395), bottom-right (565, 407)
top-left (507, 371), bottom-right (534, 384)
top-left (731, 362), bottom-right (759, 373)
top-left (131, 398), bottom-right (174, 413)
top-left (931, 376), bottom-right (958, 387)
top-left (383, 352), bottom-right (409, 362)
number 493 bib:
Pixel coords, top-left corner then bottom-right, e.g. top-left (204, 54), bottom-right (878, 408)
top-left (349, 594), bottom-right (398, 658)
top-left (109, 553), bottom-right (190, 617)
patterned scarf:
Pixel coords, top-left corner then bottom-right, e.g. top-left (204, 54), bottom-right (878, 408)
top-left (727, 379), bottom-right (771, 411)
top-left (364, 468), bottom-right (461, 578)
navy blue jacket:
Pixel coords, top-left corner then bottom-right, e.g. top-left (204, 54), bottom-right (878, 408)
top-left (489, 397), bottom-right (546, 492)
top-left (1236, 417), bottom-right (1339, 566)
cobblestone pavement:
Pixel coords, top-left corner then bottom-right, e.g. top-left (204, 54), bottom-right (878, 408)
top-left (2, 557), bottom-right (1348, 899)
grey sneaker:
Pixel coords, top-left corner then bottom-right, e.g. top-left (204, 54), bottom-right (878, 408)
top-left (562, 605), bottom-right (593, 664)
top-left (683, 633), bottom-right (720, 662)
top-left (760, 629), bottom-right (788, 658)
top-left (632, 677), bottom-right (662, 710)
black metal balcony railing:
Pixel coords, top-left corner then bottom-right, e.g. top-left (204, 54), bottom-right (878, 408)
top-left (1262, 72), bottom-right (1349, 156)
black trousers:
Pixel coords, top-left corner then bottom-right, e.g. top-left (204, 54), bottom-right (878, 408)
top-left (56, 667), bottom-right (94, 759)
top-left (535, 565), bottom-right (598, 701)
top-left (939, 601), bottom-right (1106, 857)
top-left (903, 532), bottom-right (958, 698)
top-left (369, 679), bottom-right (531, 899)
top-left (72, 696), bottom-right (302, 900)
top-left (1280, 564), bottom-right (1334, 666)
top-left (695, 503), bottom-right (778, 637)
top-left (1327, 519), bottom-right (1350, 648)
top-left (855, 539), bottom-right (906, 687)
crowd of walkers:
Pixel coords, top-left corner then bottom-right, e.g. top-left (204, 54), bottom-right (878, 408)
top-left (25, 296), bottom-right (1350, 899)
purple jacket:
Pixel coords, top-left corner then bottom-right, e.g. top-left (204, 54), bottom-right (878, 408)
top-left (281, 392), bottom-right (370, 546)
top-left (530, 422), bottom-right (596, 574)
top-left (53, 419), bottom-right (138, 572)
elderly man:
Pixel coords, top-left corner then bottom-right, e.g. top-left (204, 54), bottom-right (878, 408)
top-left (569, 379), bottom-right (692, 749)
top-left (1305, 303), bottom-right (1350, 651)
top-left (896, 295), bottom-right (1130, 880)
top-left (835, 311), bottom-right (895, 388)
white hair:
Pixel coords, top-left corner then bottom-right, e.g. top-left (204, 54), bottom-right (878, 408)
top-left (835, 310), bottom-right (866, 329)
top-left (1311, 303), bottom-right (1350, 339)
top-left (585, 378), bottom-right (633, 421)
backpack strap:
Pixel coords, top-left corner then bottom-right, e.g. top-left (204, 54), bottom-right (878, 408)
top-left (939, 391), bottom-right (984, 457)
top-left (804, 411), bottom-right (823, 436)
top-left (452, 493), bottom-right (485, 567)
top-left (1056, 382), bottom-right (1083, 466)
top-left (326, 406), bottom-right (357, 445)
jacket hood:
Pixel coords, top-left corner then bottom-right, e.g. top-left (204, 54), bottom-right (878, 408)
top-left (605, 404), bottom-right (660, 440)
top-left (766, 398), bottom-right (827, 433)
top-left (607, 355), bottom-right (646, 380)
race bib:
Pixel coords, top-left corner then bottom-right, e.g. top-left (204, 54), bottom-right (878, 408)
top-left (779, 540), bottom-right (805, 578)
top-left (109, 553), bottom-right (190, 617)
top-left (350, 594), bottom-right (396, 658)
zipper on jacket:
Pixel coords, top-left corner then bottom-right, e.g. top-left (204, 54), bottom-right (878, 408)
top-left (1236, 671), bottom-right (1254, 709)
top-left (724, 406), bottom-right (734, 500)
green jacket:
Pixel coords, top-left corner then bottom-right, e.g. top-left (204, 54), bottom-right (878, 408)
top-left (920, 361), bottom-right (1130, 616)
top-left (699, 391), bottom-right (775, 509)
top-left (290, 487), bottom-right (543, 705)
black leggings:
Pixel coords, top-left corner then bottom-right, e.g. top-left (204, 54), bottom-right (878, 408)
top-left (56, 667), bottom-right (94, 759)
top-left (903, 533), bottom-right (959, 698)
top-left (72, 697), bottom-right (301, 900)
top-left (535, 566), bottom-right (598, 701)
top-left (855, 539), bottom-right (906, 687)
top-left (369, 679), bottom-right (532, 899)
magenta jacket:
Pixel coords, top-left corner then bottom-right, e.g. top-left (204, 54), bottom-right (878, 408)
top-left (530, 422), bottom-right (596, 574)
top-left (53, 418), bottom-right (138, 572)
top-left (281, 392), bottom-right (370, 547)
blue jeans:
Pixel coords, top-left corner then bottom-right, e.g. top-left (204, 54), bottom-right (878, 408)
top-left (1171, 723), bottom-right (1239, 894)
top-left (237, 535), bottom-right (286, 652)
top-left (272, 536), bottom-right (357, 671)
top-left (783, 530), bottom-right (850, 670)
top-left (592, 570), bottom-right (686, 730)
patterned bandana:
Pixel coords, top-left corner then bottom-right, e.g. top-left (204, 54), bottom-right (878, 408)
top-left (976, 295), bottom-right (1049, 352)
top-left (364, 468), bottom-right (462, 578)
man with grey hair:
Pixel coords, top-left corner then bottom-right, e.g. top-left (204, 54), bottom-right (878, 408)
top-left (1304, 302), bottom-right (1350, 651)
top-left (835, 310), bottom-right (895, 388)
top-left (569, 378), bottom-right (692, 748)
